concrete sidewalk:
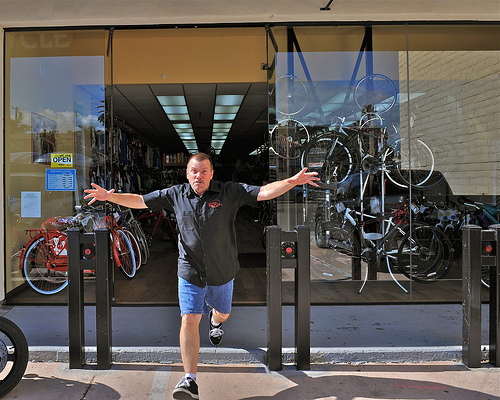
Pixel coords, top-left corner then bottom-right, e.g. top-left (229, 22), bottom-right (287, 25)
top-left (3, 361), bottom-right (500, 400)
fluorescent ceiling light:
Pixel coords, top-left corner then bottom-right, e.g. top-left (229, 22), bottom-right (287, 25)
top-left (210, 95), bottom-right (245, 153)
top-left (215, 105), bottom-right (240, 114)
top-left (214, 114), bottom-right (237, 120)
top-left (213, 123), bottom-right (232, 130)
top-left (168, 114), bottom-right (190, 121)
top-left (178, 133), bottom-right (196, 140)
top-left (157, 96), bottom-right (186, 106)
top-left (216, 95), bottom-right (244, 106)
top-left (162, 105), bottom-right (189, 114)
top-left (173, 123), bottom-right (192, 130)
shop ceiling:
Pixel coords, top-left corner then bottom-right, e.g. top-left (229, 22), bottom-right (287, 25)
top-left (113, 82), bottom-right (268, 160)
top-left (111, 28), bottom-right (269, 160)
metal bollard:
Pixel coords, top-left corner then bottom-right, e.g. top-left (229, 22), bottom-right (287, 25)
top-left (488, 225), bottom-right (500, 366)
top-left (68, 227), bottom-right (112, 369)
top-left (266, 225), bottom-right (310, 371)
top-left (462, 224), bottom-right (499, 367)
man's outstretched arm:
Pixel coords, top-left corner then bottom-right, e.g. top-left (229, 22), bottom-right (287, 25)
top-left (83, 183), bottom-right (148, 209)
top-left (257, 168), bottom-right (319, 201)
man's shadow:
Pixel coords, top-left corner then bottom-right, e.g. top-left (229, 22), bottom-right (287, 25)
top-left (240, 364), bottom-right (500, 400)
top-left (4, 373), bottom-right (120, 400)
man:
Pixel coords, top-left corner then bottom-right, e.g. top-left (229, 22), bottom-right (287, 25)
top-left (84, 152), bottom-right (319, 399)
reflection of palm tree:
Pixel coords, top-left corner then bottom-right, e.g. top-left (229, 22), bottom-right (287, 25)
top-left (9, 109), bottom-right (31, 135)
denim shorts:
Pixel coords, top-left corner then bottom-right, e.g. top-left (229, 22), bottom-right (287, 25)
top-left (178, 277), bottom-right (234, 316)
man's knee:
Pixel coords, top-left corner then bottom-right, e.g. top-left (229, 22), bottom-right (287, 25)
top-left (181, 313), bottom-right (202, 328)
top-left (212, 309), bottom-right (230, 323)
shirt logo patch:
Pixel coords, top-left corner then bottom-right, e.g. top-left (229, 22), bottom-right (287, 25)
top-left (209, 200), bottom-right (223, 209)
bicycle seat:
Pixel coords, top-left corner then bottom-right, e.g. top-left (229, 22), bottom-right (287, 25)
top-left (363, 232), bottom-right (384, 241)
top-left (41, 216), bottom-right (77, 231)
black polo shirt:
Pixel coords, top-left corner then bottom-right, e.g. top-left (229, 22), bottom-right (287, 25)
top-left (143, 180), bottom-right (260, 287)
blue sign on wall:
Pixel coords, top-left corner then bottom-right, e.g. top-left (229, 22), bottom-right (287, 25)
top-left (46, 169), bottom-right (76, 191)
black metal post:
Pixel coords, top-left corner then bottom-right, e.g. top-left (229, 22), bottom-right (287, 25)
top-left (488, 225), bottom-right (500, 367)
top-left (295, 225), bottom-right (310, 370)
top-left (266, 225), bottom-right (310, 371)
top-left (68, 227), bottom-right (112, 369)
top-left (351, 251), bottom-right (361, 280)
top-left (266, 225), bottom-right (283, 371)
top-left (95, 228), bottom-right (112, 369)
top-left (68, 228), bottom-right (85, 369)
top-left (462, 225), bottom-right (482, 368)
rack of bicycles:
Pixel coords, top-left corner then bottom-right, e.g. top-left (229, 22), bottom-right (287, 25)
top-left (269, 74), bottom-right (445, 191)
top-left (17, 202), bottom-right (161, 295)
top-left (315, 194), bottom-right (500, 292)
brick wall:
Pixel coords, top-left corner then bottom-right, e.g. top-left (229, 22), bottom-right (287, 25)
top-left (398, 51), bottom-right (499, 197)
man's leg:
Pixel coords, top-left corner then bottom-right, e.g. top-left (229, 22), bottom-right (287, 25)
top-left (179, 313), bottom-right (202, 374)
top-left (174, 278), bottom-right (204, 399)
top-left (211, 309), bottom-right (230, 325)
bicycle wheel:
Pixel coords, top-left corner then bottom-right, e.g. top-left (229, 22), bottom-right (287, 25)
top-left (326, 226), bottom-right (360, 255)
top-left (113, 229), bottom-right (136, 278)
top-left (301, 132), bottom-right (357, 189)
top-left (397, 224), bottom-right (454, 283)
top-left (383, 138), bottom-right (436, 189)
top-left (354, 74), bottom-right (397, 115)
top-left (0, 317), bottom-right (29, 398)
top-left (131, 222), bottom-right (150, 264)
top-left (269, 119), bottom-right (309, 159)
top-left (123, 228), bottom-right (142, 270)
top-left (273, 74), bottom-right (308, 116)
top-left (22, 236), bottom-right (68, 295)
top-left (481, 266), bottom-right (490, 289)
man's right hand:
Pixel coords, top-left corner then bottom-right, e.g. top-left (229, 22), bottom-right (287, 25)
top-left (83, 183), bottom-right (115, 205)
top-left (84, 183), bottom-right (148, 209)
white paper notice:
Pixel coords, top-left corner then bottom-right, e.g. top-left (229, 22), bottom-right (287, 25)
top-left (21, 191), bottom-right (42, 218)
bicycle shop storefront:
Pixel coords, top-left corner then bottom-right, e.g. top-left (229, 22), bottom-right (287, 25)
top-left (3, 24), bottom-right (500, 306)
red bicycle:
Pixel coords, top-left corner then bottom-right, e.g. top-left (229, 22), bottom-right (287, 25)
top-left (19, 204), bottom-right (137, 295)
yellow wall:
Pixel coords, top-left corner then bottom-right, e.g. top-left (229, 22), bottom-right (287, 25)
top-left (113, 28), bottom-right (268, 84)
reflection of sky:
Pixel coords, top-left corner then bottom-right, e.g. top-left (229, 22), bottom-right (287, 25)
top-left (10, 56), bottom-right (104, 132)
top-left (275, 51), bottom-right (400, 126)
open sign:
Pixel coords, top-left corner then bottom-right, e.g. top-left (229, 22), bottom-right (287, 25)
top-left (51, 153), bottom-right (73, 167)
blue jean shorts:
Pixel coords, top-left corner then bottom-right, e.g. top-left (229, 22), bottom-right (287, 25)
top-left (178, 277), bottom-right (234, 316)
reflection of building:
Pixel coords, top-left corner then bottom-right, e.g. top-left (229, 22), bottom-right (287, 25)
top-left (0, 1), bottom-right (499, 347)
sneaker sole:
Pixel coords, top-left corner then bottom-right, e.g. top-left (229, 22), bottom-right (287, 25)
top-left (173, 388), bottom-right (199, 399)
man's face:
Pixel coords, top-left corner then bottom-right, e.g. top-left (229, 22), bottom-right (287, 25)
top-left (187, 159), bottom-right (214, 196)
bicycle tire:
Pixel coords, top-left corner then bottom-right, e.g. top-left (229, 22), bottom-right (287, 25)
top-left (273, 74), bottom-right (308, 116)
top-left (397, 224), bottom-right (454, 283)
top-left (0, 317), bottom-right (29, 398)
top-left (131, 222), bottom-right (150, 263)
top-left (301, 132), bottom-right (358, 189)
top-left (383, 138), bottom-right (438, 189)
top-left (481, 265), bottom-right (490, 289)
top-left (123, 228), bottom-right (142, 270)
top-left (269, 119), bottom-right (309, 159)
top-left (22, 236), bottom-right (68, 295)
top-left (325, 226), bottom-right (361, 258)
top-left (354, 74), bottom-right (397, 115)
top-left (113, 229), bottom-right (136, 278)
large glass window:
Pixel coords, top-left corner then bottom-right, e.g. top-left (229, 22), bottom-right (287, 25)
top-left (267, 25), bottom-right (499, 303)
top-left (4, 30), bottom-right (108, 297)
top-left (4, 24), bottom-right (499, 305)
